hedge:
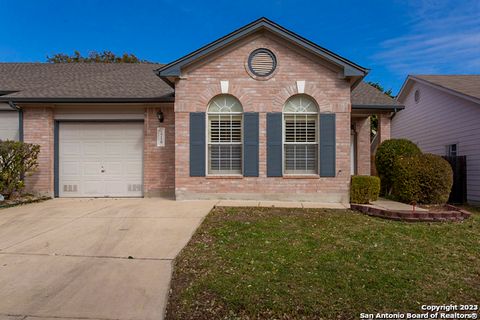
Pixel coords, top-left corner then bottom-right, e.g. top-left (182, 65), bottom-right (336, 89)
top-left (350, 175), bottom-right (381, 204)
top-left (0, 140), bottom-right (40, 199)
top-left (392, 153), bottom-right (453, 204)
top-left (375, 139), bottom-right (422, 195)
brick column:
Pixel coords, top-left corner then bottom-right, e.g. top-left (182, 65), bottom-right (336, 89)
top-left (354, 117), bottom-right (371, 175)
top-left (143, 104), bottom-right (175, 197)
top-left (23, 106), bottom-right (54, 197)
top-left (378, 113), bottom-right (391, 142)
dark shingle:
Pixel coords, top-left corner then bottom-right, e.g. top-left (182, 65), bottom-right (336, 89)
top-left (0, 63), bottom-right (173, 101)
top-left (351, 81), bottom-right (400, 106)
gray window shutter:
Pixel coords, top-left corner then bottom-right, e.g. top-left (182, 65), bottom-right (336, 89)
top-left (267, 112), bottom-right (282, 177)
top-left (320, 113), bottom-right (336, 177)
top-left (243, 112), bottom-right (259, 177)
top-left (190, 112), bottom-right (206, 177)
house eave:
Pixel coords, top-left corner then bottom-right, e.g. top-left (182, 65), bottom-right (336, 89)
top-left (0, 96), bottom-right (175, 104)
top-left (352, 104), bottom-right (405, 112)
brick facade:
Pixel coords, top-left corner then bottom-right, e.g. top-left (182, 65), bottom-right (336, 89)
top-left (353, 117), bottom-right (371, 175)
top-left (174, 33), bottom-right (352, 203)
top-left (378, 113), bottom-right (391, 142)
top-left (23, 106), bottom-right (55, 196)
top-left (17, 33), bottom-right (387, 203)
top-left (22, 105), bottom-right (175, 198)
top-left (143, 104), bottom-right (175, 197)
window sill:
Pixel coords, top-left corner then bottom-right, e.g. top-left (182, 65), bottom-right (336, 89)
top-left (283, 175), bottom-right (320, 179)
top-left (206, 175), bottom-right (244, 179)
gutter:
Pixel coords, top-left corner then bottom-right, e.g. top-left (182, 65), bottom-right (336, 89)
top-left (8, 101), bottom-right (20, 111)
top-left (7, 101), bottom-right (23, 141)
top-left (351, 104), bottom-right (405, 112)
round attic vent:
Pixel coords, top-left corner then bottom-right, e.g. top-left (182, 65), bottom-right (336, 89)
top-left (414, 89), bottom-right (420, 103)
top-left (248, 48), bottom-right (277, 77)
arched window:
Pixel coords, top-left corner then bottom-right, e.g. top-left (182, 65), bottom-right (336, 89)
top-left (283, 95), bottom-right (319, 174)
top-left (207, 95), bottom-right (243, 175)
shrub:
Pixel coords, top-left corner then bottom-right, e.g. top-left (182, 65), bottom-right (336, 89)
top-left (0, 140), bottom-right (40, 199)
top-left (375, 139), bottom-right (421, 195)
top-left (392, 153), bottom-right (453, 204)
top-left (350, 175), bottom-right (381, 204)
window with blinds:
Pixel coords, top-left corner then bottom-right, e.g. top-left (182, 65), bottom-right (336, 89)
top-left (207, 95), bottom-right (243, 175)
top-left (283, 95), bottom-right (318, 175)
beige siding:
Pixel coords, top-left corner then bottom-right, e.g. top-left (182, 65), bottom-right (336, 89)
top-left (392, 82), bottom-right (480, 204)
top-left (0, 107), bottom-right (20, 141)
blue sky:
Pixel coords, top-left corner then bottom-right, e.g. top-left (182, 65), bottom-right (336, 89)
top-left (0, 0), bottom-right (478, 93)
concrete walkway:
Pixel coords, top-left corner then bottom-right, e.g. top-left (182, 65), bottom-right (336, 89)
top-left (216, 200), bottom-right (349, 209)
top-left (0, 198), bottom-right (216, 320)
top-left (369, 198), bottom-right (428, 212)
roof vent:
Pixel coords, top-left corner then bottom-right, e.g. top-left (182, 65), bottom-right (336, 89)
top-left (248, 48), bottom-right (277, 77)
top-left (414, 89), bottom-right (421, 103)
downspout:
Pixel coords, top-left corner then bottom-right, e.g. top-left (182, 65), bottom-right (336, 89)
top-left (8, 101), bottom-right (23, 141)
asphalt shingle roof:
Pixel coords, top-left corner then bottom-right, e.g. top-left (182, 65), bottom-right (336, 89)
top-left (413, 75), bottom-right (480, 101)
top-left (0, 63), bottom-right (174, 101)
top-left (0, 63), bottom-right (397, 107)
top-left (350, 81), bottom-right (400, 106)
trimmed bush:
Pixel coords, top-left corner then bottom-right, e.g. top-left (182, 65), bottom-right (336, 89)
top-left (375, 139), bottom-right (421, 195)
top-left (350, 175), bottom-right (381, 204)
top-left (0, 140), bottom-right (40, 199)
top-left (392, 153), bottom-right (453, 204)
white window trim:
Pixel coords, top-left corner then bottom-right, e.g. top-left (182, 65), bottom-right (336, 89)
top-left (282, 111), bottom-right (319, 176)
top-left (205, 111), bottom-right (244, 176)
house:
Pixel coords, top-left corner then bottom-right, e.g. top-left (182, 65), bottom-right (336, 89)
top-left (392, 75), bottom-right (480, 205)
top-left (0, 18), bottom-right (400, 203)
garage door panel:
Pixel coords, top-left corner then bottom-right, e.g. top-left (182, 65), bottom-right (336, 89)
top-left (84, 142), bottom-right (103, 155)
top-left (125, 142), bottom-right (143, 155)
top-left (61, 143), bottom-right (81, 156)
top-left (83, 162), bottom-right (104, 176)
top-left (61, 161), bottom-right (81, 176)
top-left (103, 162), bottom-right (123, 176)
top-left (83, 181), bottom-right (105, 196)
top-left (59, 122), bottom-right (144, 198)
top-left (126, 162), bottom-right (143, 175)
top-left (104, 142), bottom-right (123, 156)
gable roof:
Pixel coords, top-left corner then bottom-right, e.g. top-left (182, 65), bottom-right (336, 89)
top-left (156, 17), bottom-right (368, 81)
top-left (397, 75), bottom-right (480, 104)
top-left (351, 81), bottom-right (403, 111)
top-left (0, 63), bottom-right (174, 103)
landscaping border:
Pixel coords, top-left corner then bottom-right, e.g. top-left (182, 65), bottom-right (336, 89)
top-left (351, 203), bottom-right (471, 222)
top-left (0, 196), bottom-right (51, 210)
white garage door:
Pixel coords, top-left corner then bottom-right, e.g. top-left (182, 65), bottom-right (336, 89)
top-left (59, 122), bottom-right (144, 197)
top-left (0, 111), bottom-right (20, 141)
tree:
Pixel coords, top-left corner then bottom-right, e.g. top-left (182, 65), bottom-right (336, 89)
top-left (367, 81), bottom-right (395, 98)
top-left (47, 50), bottom-right (147, 63)
top-left (367, 81), bottom-right (396, 139)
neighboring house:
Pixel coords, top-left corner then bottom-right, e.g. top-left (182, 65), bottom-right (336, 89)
top-left (392, 75), bottom-right (480, 204)
top-left (0, 18), bottom-right (399, 203)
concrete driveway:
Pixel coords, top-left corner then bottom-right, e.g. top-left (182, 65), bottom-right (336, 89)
top-left (0, 198), bottom-right (215, 320)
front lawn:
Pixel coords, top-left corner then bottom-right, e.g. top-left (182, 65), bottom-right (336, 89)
top-left (166, 207), bottom-right (480, 320)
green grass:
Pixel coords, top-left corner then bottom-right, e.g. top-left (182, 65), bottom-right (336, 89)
top-left (166, 207), bottom-right (480, 320)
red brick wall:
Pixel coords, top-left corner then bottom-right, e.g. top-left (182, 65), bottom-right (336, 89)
top-left (174, 33), bottom-right (353, 203)
top-left (23, 106), bottom-right (54, 196)
top-left (143, 104), bottom-right (175, 197)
